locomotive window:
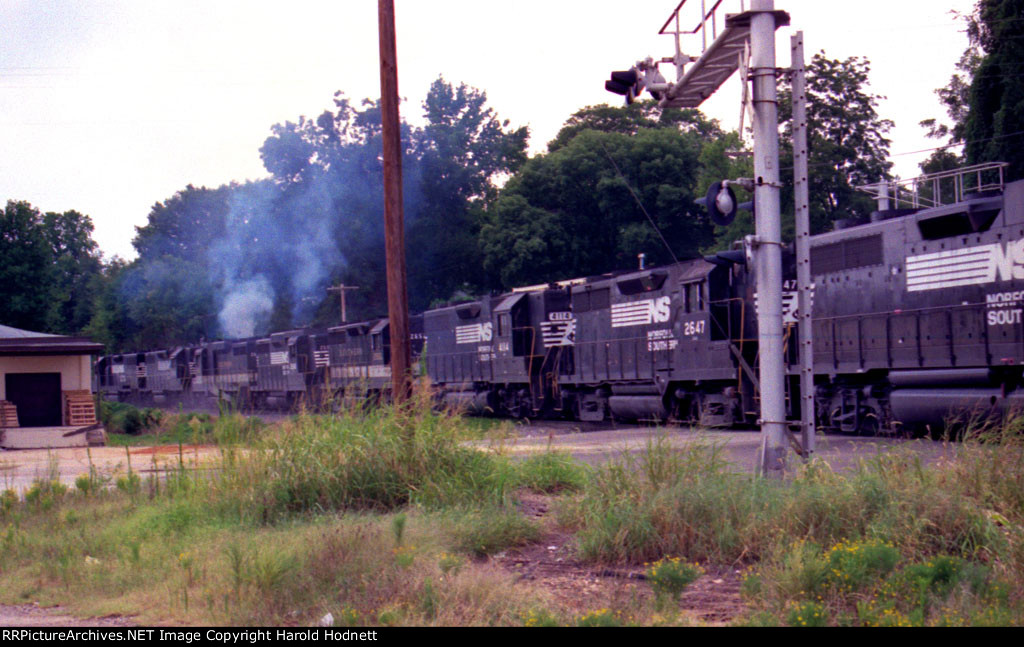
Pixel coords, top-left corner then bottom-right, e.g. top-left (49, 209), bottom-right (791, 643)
top-left (683, 282), bottom-right (705, 313)
top-left (498, 314), bottom-right (510, 336)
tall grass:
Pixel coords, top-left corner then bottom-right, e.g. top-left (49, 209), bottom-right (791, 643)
top-left (209, 404), bottom-right (518, 524)
top-left (561, 432), bottom-right (1017, 566)
top-left (560, 427), bottom-right (1024, 626)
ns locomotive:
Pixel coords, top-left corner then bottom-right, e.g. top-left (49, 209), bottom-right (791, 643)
top-left (95, 163), bottom-right (1024, 436)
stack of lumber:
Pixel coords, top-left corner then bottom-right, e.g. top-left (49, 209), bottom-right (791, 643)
top-left (63, 390), bottom-right (97, 426)
top-left (0, 401), bottom-right (18, 428)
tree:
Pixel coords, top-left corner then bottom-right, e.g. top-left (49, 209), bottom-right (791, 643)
top-left (0, 201), bottom-right (106, 335)
top-left (408, 78), bottom-right (529, 308)
top-left (481, 121), bottom-right (716, 289)
top-left (42, 209), bottom-right (103, 334)
top-left (921, 2), bottom-right (1024, 181)
top-left (84, 257), bottom-right (135, 352)
top-left (256, 78), bottom-right (528, 317)
top-left (0, 201), bottom-right (55, 331)
top-left (961, 0), bottom-right (1024, 180)
top-left (133, 185), bottom-right (231, 261)
top-left (778, 53), bottom-right (894, 233)
top-left (547, 101), bottom-right (723, 152)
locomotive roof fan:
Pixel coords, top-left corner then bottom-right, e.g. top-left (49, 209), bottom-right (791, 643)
top-left (697, 181), bottom-right (738, 227)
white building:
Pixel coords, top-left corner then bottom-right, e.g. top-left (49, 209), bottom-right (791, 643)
top-left (0, 324), bottom-right (104, 449)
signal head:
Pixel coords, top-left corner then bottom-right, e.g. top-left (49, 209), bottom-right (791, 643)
top-left (695, 181), bottom-right (738, 227)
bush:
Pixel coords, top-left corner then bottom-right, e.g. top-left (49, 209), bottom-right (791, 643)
top-left (514, 452), bottom-right (586, 493)
top-left (645, 557), bottom-right (703, 608)
top-left (450, 508), bottom-right (540, 557)
top-left (824, 539), bottom-right (900, 593)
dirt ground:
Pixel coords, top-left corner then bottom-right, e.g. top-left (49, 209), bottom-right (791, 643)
top-left (0, 604), bottom-right (134, 627)
top-left (498, 491), bottom-right (746, 625)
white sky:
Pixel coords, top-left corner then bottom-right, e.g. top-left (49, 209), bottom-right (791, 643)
top-left (0, 0), bottom-right (977, 260)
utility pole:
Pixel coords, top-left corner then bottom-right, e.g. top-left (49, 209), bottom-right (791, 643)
top-left (377, 0), bottom-right (412, 403)
top-left (792, 31), bottom-right (815, 456)
top-left (749, 0), bottom-right (787, 476)
top-left (327, 284), bottom-right (359, 324)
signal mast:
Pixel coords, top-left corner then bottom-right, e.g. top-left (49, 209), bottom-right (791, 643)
top-left (605, 0), bottom-right (814, 474)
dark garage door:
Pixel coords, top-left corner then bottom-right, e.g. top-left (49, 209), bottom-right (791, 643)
top-left (5, 373), bottom-right (62, 427)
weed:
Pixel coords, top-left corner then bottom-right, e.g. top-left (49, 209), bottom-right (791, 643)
top-left (391, 513), bottom-right (407, 546)
top-left (523, 608), bottom-right (561, 627)
top-left (116, 472), bottom-right (141, 498)
top-left (514, 452), bottom-right (586, 493)
top-left (392, 545), bottom-right (417, 569)
top-left (1, 489), bottom-right (17, 516)
top-left (249, 550), bottom-right (298, 593)
top-left (418, 578), bottom-right (439, 620)
top-left (450, 508), bottom-right (539, 557)
top-left (334, 607), bottom-right (361, 627)
top-left (24, 479), bottom-right (67, 511)
top-left (437, 552), bottom-right (464, 578)
top-left (824, 538), bottom-right (900, 593)
top-left (645, 557), bottom-right (703, 609)
top-left (785, 600), bottom-right (828, 627)
top-left (576, 609), bottom-right (626, 627)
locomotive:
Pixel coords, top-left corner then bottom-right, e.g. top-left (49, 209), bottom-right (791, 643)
top-left (95, 163), bottom-right (1024, 435)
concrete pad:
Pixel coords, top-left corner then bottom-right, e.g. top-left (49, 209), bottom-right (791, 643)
top-left (0, 444), bottom-right (222, 494)
top-left (1, 427), bottom-right (90, 450)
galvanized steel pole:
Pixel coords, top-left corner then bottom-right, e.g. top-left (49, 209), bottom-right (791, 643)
top-left (750, 0), bottom-right (787, 475)
top-left (792, 31), bottom-right (815, 456)
top-left (378, 0), bottom-right (412, 403)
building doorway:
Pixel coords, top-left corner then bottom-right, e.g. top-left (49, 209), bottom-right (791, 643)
top-left (5, 373), bottom-right (62, 427)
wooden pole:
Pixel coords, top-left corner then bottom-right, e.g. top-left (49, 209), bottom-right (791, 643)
top-left (378, 0), bottom-right (412, 403)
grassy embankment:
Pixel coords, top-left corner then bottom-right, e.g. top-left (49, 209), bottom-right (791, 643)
top-left (1, 396), bottom-right (1023, 626)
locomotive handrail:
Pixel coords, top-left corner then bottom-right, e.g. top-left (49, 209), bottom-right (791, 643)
top-left (813, 299), bottom-right (992, 322)
top-left (858, 162), bottom-right (1008, 210)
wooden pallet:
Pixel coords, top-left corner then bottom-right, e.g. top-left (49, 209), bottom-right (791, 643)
top-left (0, 401), bottom-right (18, 428)
top-left (63, 391), bottom-right (97, 426)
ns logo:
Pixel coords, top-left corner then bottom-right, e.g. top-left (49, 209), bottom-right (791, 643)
top-left (455, 322), bottom-right (492, 345)
top-left (610, 295), bottom-right (672, 328)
